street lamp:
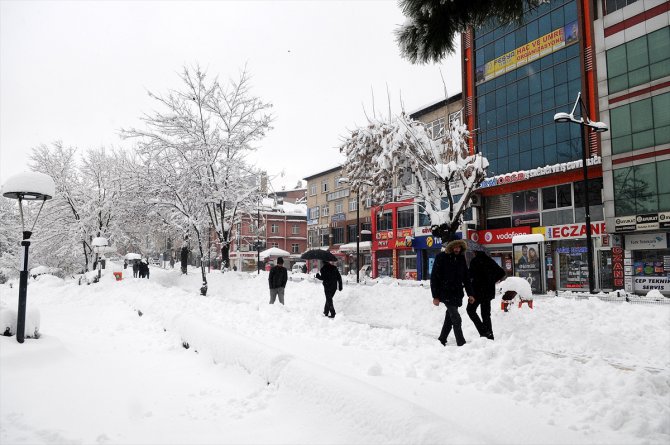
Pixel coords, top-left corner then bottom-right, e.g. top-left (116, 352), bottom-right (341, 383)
top-left (554, 92), bottom-right (608, 294)
top-left (1, 172), bottom-right (55, 343)
top-left (339, 177), bottom-right (373, 283)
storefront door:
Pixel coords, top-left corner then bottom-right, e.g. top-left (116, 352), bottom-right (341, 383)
top-left (598, 249), bottom-right (613, 291)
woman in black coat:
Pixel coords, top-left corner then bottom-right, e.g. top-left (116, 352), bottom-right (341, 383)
top-left (467, 250), bottom-right (507, 340)
top-left (430, 239), bottom-right (474, 346)
top-left (315, 261), bottom-right (343, 318)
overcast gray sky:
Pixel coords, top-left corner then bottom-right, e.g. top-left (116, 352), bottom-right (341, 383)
top-left (0, 0), bottom-right (461, 191)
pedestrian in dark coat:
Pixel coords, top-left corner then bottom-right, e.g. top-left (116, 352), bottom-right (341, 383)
top-left (467, 250), bottom-right (506, 340)
top-left (430, 239), bottom-right (474, 346)
top-left (268, 257), bottom-right (288, 304)
top-left (138, 260), bottom-right (147, 279)
top-left (132, 261), bottom-right (139, 278)
top-left (316, 261), bottom-right (343, 318)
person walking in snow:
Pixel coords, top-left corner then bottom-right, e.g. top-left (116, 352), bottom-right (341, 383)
top-left (132, 261), bottom-right (139, 278)
top-left (316, 261), bottom-right (342, 318)
top-left (268, 257), bottom-right (288, 304)
top-left (467, 249), bottom-right (506, 340)
top-left (430, 239), bottom-right (474, 347)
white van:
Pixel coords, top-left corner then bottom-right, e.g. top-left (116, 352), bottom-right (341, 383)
top-left (292, 262), bottom-right (307, 273)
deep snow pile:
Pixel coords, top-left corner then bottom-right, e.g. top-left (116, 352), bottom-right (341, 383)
top-left (1, 266), bottom-right (669, 445)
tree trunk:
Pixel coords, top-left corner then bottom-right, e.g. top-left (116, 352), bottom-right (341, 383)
top-left (197, 238), bottom-right (208, 296)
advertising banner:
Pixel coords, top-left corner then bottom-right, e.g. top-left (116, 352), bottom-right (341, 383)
top-left (469, 227), bottom-right (531, 245)
top-left (513, 242), bottom-right (542, 293)
top-left (475, 21), bottom-right (578, 84)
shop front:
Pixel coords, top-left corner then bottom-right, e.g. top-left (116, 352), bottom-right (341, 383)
top-left (623, 232), bottom-right (670, 295)
top-left (534, 221), bottom-right (609, 292)
top-left (412, 232), bottom-right (444, 281)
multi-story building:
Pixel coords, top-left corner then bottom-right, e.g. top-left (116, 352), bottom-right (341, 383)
top-left (462, 0), bottom-right (611, 293)
top-left (595, 0), bottom-right (670, 295)
top-left (303, 166), bottom-right (372, 274)
top-left (229, 198), bottom-right (307, 272)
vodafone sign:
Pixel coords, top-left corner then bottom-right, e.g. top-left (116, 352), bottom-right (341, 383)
top-left (469, 227), bottom-right (531, 245)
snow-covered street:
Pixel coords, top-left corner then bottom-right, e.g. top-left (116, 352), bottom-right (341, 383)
top-left (1, 266), bottom-right (669, 444)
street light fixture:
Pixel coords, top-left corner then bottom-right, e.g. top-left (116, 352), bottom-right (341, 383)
top-left (554, 92), bottom-right (608, 294)
top-left (338, 177), bottom-right (373, 283)
top-left (1, 172), bottom-right (55, 343)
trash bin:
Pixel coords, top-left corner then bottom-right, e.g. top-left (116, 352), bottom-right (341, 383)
top-left (113, 272), bottom-right (123, 281)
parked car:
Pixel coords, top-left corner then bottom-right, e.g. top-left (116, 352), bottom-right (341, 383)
top-left (291, 262), bottom-right (307, 273)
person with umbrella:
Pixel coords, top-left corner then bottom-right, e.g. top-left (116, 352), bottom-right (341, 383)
top-left (315, 260), bottom-right (342, 318)
top-left (300, 249), bottom-right (343, 318)
top-left (467, 247), bottom-right (506, 340)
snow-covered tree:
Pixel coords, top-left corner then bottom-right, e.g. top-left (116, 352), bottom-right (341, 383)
top-left (340, 113), bottom-right (488, 243)
top-left (0, 199), bottom-right (21, 282)
top-left (28, 142), bottom-right (127, 274)
top-left (121, 65), bottom-right (273, 273)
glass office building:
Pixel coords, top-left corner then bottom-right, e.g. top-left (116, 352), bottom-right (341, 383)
top-left (473, 0), bottom-right (584, 175)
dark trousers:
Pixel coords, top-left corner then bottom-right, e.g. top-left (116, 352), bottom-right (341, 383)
top-left (467, 298), bottom-right (493, 338)
top-left (323, 288), bottom-right (336, 317)
top-left (439, 304), bottom-right (466, 346)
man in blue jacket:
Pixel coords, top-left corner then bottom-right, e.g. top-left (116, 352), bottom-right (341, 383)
top-left (430, 239), bottom-right (474, 346)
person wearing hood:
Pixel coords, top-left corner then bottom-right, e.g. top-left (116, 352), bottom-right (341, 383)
top-left (430, 239), bottom-right (474, 346)
top-left (467, 249), bottom-right (506, 340)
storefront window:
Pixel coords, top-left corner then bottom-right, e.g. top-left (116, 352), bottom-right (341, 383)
top-left (376, 251), bottom-right (393, 278)
top-left (556, 239), bottom-right (588, 289)
top-left (399, 253), bottom-right (417, 280)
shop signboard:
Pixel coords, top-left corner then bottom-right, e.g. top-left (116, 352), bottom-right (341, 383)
top-left (626, 233), bottom-right (668, 250)
top-left (469, 227), bottom-right (531, 245)
top-left (636, 214), bottom-right (659, 231)
top-left (624, 276), bottom-right (633, 292)
top-left (659, 212), bottom-right (670, 229)
top-left (612, 246), bottom-right (624, 288)
top-left (614, 216), bottom-right (636, 232)
top-left (412, 235), bottom-right (444, 250)
top-left (634, 276), bottom-right (670, 293)
top-left (545, 221), bottom-right (607, 240)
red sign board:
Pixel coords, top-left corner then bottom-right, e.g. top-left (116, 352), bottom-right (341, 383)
top-left (469, 227), bottom-right (531, 245)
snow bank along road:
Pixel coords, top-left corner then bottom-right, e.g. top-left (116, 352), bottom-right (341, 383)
top-left (1, 265), bottom-right (668, 444)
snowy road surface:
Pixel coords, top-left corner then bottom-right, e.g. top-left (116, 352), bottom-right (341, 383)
top-left (1, 265), bottom-right (669, 444)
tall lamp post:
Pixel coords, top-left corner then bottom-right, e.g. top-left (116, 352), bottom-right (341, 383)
top-left (554, 92), bottom-right (608, 294)
top-left (1, 172), bottom-right (55, 343)
top-left (339, 177), bottom-right (373, 283)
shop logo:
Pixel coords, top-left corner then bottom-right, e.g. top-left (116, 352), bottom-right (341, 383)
top-left (471, 232), bottom-right (480, 243)
top-left (426, 237), bottom-right (434, 247)
top-left (484, 232), bottom-right (493, 242)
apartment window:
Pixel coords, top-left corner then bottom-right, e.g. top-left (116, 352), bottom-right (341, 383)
top-left (310, 206), bottom-right (320, 219)
top-left (322, 204), bottom-right (329, 217)
top-left (349, 197), bottom-right (358, 212)
top-left (604, 0), bottom-right (639, 15)
top-left (541, 183), bottom-right (574, 226)
top-left (610, 92), bottom-right (670, 154)
top-left (321, 231), bottom-right (330, 247)
top-left (417, 202), bottom-right (431, 227)
top-left (335, 200), bottom-right (343, 214)
top-left (291, 243), bottom-right (299, 254)
top-left (606, 27), bottom-right (670, 94)
top-left (310, 184), bottom-right (317, 196)
top-left (271, 223), bottom-right (279, 234)
top-left (614, 161), bottom-right (669, 215)
top-left (332, 227), bottom-right (345, 244)
top-left (427, 117), bottom-right (445, 139)
top-left (397, 208), bottom-right (414, 229)
top-left (271, 242), bottom-right (279, 248)
top-left (322, 180), bottom-right (329, 193)
top-left (377, 211), bottom-right (393, 231)
top-left (347, 224), bottom-right (357, 243)
top-left (574, 178), bottom-right (604, 222)
top-left (292, 224), bottom-right (299, 235)
top-left (512, 190), bottom-right (539, 214)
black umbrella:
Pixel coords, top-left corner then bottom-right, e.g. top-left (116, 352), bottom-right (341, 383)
top-left (300, 249), bottom-right (338, 262)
